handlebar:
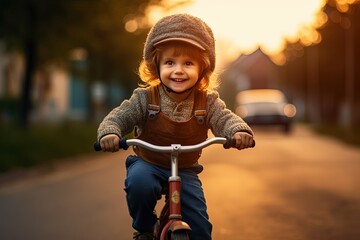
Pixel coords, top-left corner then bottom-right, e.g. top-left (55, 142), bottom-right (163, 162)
top-left (93, 137), bottom-right (255, 152)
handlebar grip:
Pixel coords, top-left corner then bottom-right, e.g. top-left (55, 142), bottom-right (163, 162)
top-left (94, 142), bottom-right (102, 151)
top-left (223, 137), bottom-right (232, 149)
top-left (119, 138), bottom-right (129, 150)
top-left (223, 138), bottom-right (256, 149)
top-left (93, 138), bottom-right (129, 151)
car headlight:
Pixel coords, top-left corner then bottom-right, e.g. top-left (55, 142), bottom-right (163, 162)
top-left (283, 104), bottom-right (296, 118)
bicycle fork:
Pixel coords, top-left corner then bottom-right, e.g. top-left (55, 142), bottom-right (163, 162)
top-left (159, 144), bottom-right (191, 240)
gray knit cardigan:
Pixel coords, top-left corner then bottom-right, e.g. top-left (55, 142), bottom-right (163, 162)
top-left (97, 85), bottom-right (253, 140)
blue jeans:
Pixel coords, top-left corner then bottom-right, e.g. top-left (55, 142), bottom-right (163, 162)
top-left (124, 155), bottom-right (212, 239)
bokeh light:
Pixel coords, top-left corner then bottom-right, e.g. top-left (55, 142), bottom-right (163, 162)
top-left (142, 0), bottom-right (327, 66)
top-left (125, 0), bottom-right (359, 66)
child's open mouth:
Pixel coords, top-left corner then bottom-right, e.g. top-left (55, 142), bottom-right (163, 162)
top-left (171, 78), bottom-right (187, 82)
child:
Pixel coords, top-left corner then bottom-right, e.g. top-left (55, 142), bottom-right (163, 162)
top-left (97, 14), bottom-right (254, 240)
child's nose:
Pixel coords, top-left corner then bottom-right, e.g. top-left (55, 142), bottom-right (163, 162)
top-left (174, 65), bottom-right (184, 74)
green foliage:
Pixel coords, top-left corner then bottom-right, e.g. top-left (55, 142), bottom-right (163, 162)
top-left (0, 0), bottom-right (150, 83)
top-left (0, 122), bottom-right (99, 173)
top-left (0, 97), bottom-right (21, 121)
top-left (0, 0), bottom-right (155, 126)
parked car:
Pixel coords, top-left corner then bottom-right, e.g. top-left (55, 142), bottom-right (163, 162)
top-left (235, 89), bottom-right (296, 133)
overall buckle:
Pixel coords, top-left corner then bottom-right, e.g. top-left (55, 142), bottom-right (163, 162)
top-left (194, 110), bottom-right (206, 125)
top-left (148, 104), bottom-right (160, 119)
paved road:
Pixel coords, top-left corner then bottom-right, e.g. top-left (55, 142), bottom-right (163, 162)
top-left (1, 125), bottom-right (360, 240)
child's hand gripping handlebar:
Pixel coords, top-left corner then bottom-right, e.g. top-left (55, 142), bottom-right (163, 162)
top-left (93, 137), bottom-right (255, 152)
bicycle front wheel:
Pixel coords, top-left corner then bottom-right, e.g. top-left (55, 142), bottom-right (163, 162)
top-left (170, 230), bottom-right (190, 240)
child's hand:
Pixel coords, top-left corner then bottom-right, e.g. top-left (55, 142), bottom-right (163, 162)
top-left (232, 132), bottom-right (255, 150)
top-left (100, 134), bottom-right (121, 152)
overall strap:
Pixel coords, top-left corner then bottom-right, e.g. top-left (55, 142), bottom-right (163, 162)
top-left (146, 85), bottom-right (160, 119)
top-left (194, 90), bottom-right (207, 125)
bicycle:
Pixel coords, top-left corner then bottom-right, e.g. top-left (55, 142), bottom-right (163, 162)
top-left (94, 137), bottom-right (254, 240)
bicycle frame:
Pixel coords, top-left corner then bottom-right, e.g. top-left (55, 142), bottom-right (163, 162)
top-left (95, 137), bottom-right (230, 239)
top-left (159, 144), bottom-right (191, 240)
top-left (125, 138), bottom-right (228, 239)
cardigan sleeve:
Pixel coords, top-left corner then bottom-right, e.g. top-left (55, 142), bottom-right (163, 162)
top-left (206, 90), bottom-right (254, 138)
top-left (97, 87), bottom-right (148, 140)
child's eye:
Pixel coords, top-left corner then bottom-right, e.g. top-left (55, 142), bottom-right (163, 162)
top-left (165, 60), bottom-right (174, 65)
top-left (185, 61), bottom-right (193, 66)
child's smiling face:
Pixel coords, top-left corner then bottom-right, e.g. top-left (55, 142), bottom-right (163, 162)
top-left (158, 45), bottom-right (201, 94)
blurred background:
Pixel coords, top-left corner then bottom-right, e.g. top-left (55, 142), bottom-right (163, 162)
top-left (1, 1), bottom-right (360, 239)
top-left (0, 0), bottom-right (359, 173)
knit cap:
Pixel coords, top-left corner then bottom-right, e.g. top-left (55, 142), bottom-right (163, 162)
top-left (143, 14), bottom-right (216, 72)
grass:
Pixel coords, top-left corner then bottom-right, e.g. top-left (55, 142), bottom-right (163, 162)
top-left (312, 124), bottom-right (360, 148)
top-left (0, 122), bottom-right (99, 173)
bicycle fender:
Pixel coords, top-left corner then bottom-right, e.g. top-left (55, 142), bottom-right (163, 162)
top-left (160, 220), bottom-right (191, 240)
top-left (169, 220), bottom-right (191, 232)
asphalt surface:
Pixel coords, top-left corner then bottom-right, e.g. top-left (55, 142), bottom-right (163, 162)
top-left (1, 124), bottom-right (359, 240)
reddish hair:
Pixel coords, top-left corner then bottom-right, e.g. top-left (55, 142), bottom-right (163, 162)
top-left (138, 42), bottom-right (218, 91)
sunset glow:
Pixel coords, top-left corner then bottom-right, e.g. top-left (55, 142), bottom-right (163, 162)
top-left (127, 0), bottom-right (359, 66)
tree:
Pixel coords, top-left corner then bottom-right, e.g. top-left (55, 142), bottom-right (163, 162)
top-left (0, 0), bottom-right (154, 127)
top-left (280, 1), bottom-right (360, 132)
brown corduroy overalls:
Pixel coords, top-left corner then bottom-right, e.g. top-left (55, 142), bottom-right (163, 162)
top-left (134, 85), bottom-right (208, 169)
